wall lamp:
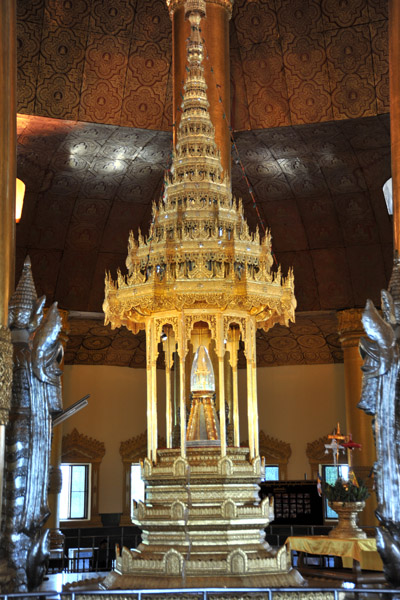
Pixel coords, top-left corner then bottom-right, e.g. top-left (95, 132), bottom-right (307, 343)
top-left (16, 178), bottom-right (25, 223)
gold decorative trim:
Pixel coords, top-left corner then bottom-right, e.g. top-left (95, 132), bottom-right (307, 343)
top-left (306, 435), bottom-right (347, 480)
top-left (154, 316), bottom-right (178, 342)
top-left (337, 308), bottom-right (365, 348)
top-left (185, 314), bottom-right (217, 341)
top-left (61, 428), bottom-right (105, 527)
top-left (223, 315), bottom-right (246, 342)
top-left (0, 325), bottom-right (13, 426)
top-left (120, 431), bottom-right (148, 463)
top-left (62, 428), bottom-right (105, 462)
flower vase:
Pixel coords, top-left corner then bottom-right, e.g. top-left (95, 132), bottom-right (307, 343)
top-left (328, 501), bottom-right (366, 539)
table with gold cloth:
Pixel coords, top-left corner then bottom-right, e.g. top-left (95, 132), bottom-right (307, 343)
top-left (285, 536), bottom-right (383, 572)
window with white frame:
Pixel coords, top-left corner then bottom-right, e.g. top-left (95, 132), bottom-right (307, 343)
top-left (322, 463), bottom-right (349, 519)
top-left (263, 464), bottom-right (279, 481)
top-left (60, 463), bottom-right (90, 520)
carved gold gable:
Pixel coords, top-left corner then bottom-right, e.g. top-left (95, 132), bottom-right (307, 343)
top-left (62, 427), bottom-right (105, 463)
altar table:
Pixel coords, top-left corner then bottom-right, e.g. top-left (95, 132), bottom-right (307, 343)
top-left (285, 536), bottom-right (383, 573)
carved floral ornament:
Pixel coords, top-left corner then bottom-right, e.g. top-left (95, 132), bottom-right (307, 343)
top-left (120, 431), bottom-right (166, 463)
top-left (153, 314), bottom-right (246, 347)
top-left (120, 431), bottom-right (147, 463)
top-left (62, 428), bottom-right (105, 463)
top-left (259, 430), bottom-right (291, 461)
top-left (155, 316), bottom-right (178, 340)
top-left (120, 430), bottom-right (289, 468)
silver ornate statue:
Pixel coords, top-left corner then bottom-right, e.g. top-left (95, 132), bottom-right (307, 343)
top-left (359, 256), bottom-right (400, 586)
top-left (0, 257), bottom-right (63, 592)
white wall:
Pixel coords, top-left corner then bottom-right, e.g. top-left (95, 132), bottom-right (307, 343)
top-left (62, 362), bottom-right (345, 514)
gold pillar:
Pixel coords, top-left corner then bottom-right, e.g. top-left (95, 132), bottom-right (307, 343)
top-left (179, 354), bottom-right (186, 457)
top-left (165, 365), bottom-right (172, 447)
top-left (0, 0), bottom-right (16, 308)
top-left (246, 363), bottom-right (254, 460)
top-left (151, 358), bottom-right (158, 462)
top-left (232, 363), bottom-right (239, 446)
top-left (150, 320), bottom-right (159, 462)
top-left (164, 333), bottom-right (175, 448)
top-left (389, 0), bottom-right (400, 253)
top-left (250, 320), bottom-right (259, 458)
top-left (146, 320), bottom-right (153, 461)
top-left (251, 362), bottom-right (259, 457)
top-left (168, 0), bottom-right (232, 180)
top-left (178, 315), bottom-right (187, 457)
top-left (338, 309), bottom-right (377, 526)
top-left (216, 315), bottom-right (226, 456)
top-left (245, 318), bottom-right (255, 461)
top-left (224, 353), bottom-right (233, 445)
top-left (174, 350), bottom-right (180, 427)
top-left (0, 0), bottom-right (16, 523)
top-left (218, 357), bottom-right (226, 456)
top-left (227, 328), bottom-right (240, 447)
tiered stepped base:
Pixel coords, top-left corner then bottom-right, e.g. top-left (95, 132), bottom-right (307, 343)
top-left (102, 448), bottom-right (303, 589)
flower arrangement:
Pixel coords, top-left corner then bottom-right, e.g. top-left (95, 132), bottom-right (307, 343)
top-left (323, 477), bottom-right (370, 503)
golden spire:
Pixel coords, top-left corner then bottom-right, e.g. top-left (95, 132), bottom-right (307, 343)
top-left (103, 1), bottom-right (296, 333)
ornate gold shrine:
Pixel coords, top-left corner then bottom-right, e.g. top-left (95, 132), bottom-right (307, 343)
top-left (103, 0), bottom-right (298, 589)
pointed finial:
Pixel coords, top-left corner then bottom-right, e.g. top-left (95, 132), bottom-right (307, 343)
top-left (8, 256), bottom-right (39, 329)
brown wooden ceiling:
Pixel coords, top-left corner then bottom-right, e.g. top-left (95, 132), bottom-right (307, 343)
top-left (15, 0), bottom-right (392, 368)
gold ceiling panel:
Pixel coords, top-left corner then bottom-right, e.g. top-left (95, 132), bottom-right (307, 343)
top-left (16, 0), bottom-right (388, 131)
top-left (64, 311), bottom-right (342, 368)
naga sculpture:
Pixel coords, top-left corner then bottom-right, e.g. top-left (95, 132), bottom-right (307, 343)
top-left (0, 257), bottom-right (63, 592)
top-left (359, 256), bottom-right (400, 586)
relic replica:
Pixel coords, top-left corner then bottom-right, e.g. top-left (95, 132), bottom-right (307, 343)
top-left (0, 257), bottom-right (63, 592)
top-left (103, 0), bottom-right (299, 589)
top-left (359, 256), bottom-right (400, 586)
